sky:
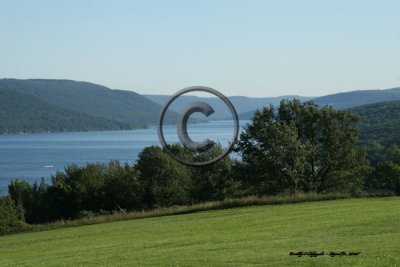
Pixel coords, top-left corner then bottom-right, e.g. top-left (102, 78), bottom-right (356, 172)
top-left (0, 0), bottom-right (399, 97)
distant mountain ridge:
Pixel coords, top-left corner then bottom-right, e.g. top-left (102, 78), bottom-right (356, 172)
top-left (0, 79), bottom-right (177, 134)
top-left (236, 86), bottom-right (400, 120)
top-left (144, 94), bottom-right (314, 120)
top-left (314, 87), bottom-right (400, 109)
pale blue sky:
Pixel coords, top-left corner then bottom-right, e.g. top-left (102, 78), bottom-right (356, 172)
top-left (0, 0), bottom-right (399, 97)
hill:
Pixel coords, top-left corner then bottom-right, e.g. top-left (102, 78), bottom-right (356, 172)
top-left (349, 100), bottom-right (400, 163)
top-left (145, 94), bottom-right (313, 120)
top-left (0, 197), bottom-right (398, 266)
top-left (0, 79), bottom-right (178, 134)
top-left (0, 90), bottom-right (128, 134)
top-left (351, 100), bottom-right (400, 146)
top-left (314, 86), bottom-right (400, 109)
top-left (236, 86), bottom-right (400, 119)
top-left (237, 109), bottom-right (259, 120)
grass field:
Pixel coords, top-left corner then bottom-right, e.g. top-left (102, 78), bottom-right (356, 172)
top-left (0, 197), bottom-right (399, 266)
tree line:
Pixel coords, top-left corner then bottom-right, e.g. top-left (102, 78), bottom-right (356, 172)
top-left (1, 100), bottom-right (399, 230)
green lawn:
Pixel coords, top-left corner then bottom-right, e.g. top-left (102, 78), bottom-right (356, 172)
top-left (0, 197), bottom-right (399, 266)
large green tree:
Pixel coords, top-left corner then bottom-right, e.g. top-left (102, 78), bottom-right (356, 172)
top-left (235, 100), bottom-right (370, 195)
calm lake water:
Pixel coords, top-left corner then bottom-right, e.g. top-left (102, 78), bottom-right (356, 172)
top-left (0, 121), bottom-right (248, 195)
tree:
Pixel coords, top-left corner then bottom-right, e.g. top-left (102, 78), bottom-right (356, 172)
top-left (267, 122), bottom-right (308, 194)
top-left (135, 146), bottom-right (192, 208)
top-left (103, 161), bottom-right (144, 211)
top-left (234, 108), bottom-right (308, 195)
top-left (62, 163), bottom-right (107, 213)
top-left (190, 144), bottom-right (240, 201)
top-left (8, 179), bottom-right (48, 223)
top-left (365, 148), bottom-right (400, 194)
top-left (235, 99), bottom-right (370, 195)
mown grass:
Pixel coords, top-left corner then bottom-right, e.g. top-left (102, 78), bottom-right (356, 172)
top-left (1, 192), bottom-right (349, 236)
top-left (0, 197), bottom-right (399, 266)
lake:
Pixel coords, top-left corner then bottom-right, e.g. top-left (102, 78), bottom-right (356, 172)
top-left (0, 121), bottom-right (248, 195)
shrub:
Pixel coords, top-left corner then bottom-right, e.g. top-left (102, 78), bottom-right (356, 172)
top-left (0, 196), bottom-right (24, 234)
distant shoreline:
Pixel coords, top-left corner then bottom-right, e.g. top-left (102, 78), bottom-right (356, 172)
top-left (0, 120), bottom-right (215, 136)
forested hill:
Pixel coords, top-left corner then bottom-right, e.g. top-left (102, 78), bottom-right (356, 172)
top-left (313, 86), bottom-right (400, 109)
top-left (350, 100), bottom-right (400, 163)
top-left (236, 86), bottom-right (400, 120)
top-left (0, 90), bottom-right (129, 134)
top-left (0, 79), bottom-right (177, 134)
top-left (351, 100), bottom-right (400, 145)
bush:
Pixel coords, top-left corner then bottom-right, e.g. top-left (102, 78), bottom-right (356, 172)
top-left (0, 196), bottom-right (24, 234)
